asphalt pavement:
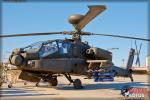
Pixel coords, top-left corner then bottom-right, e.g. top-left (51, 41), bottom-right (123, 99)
top-left (0, 74), bottom-right (149, 100)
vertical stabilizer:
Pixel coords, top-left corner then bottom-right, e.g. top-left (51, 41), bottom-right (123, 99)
top-left (126, 48), bottom-right (135, 70)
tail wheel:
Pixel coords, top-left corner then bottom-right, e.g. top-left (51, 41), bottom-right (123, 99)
top-left (129, 75), bottom-right (134, 82)
top-left (73, 79), bottom-right (83, 89)
top-left (121, 85), bottom-right (132, 97)
top-left (129, 69), bottom-right (134, 82)
top-left (49, 77), bottom-right (58, 86)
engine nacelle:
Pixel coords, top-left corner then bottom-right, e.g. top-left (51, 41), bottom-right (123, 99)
top-left (86, 47), bottom-right (112, 61)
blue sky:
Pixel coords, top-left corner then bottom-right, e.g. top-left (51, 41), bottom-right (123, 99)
top-left (1, 2), bottom-right (148, 67)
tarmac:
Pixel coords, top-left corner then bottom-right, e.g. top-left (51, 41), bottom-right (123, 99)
top-left (0, 74), bottom-right (149, 100)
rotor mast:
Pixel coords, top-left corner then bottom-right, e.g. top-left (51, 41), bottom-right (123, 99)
top-left (72, 31), bottom-right (82, 40)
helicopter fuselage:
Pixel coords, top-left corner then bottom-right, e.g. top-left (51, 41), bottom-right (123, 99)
top-left (9, 39), bottom-right (112, 75)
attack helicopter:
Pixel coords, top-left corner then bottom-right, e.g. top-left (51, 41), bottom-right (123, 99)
top-left (1, 5), bottom-right (150, 89)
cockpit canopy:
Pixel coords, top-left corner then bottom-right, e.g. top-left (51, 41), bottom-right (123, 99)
top-left (22, 40), bottom-right (71, 58)
top-left (23, 41), bottom-right (43, 52)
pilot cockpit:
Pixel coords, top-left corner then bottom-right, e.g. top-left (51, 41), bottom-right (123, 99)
top-left (23, 40), bottom-right (71, 58)
top-left (23, 41), bottom-right (43, 52)
top-left (39, 40), bottom-right (71, 58)
top-left (58, 41), bottom-right (71, 54)
top-left (39, 41), bottom-right (58, 58)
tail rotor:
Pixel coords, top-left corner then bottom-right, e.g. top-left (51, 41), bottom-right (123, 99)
top-left (135, 40), bottom-right (142, 67)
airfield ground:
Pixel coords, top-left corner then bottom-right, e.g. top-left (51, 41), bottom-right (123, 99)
top-left (0, 74), bottom-right (149, 100)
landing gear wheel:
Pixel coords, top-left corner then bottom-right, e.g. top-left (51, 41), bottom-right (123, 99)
top-left (8, 84), bottom-right (12, 88)
top-left (73, 79), bottom-right (82, 89)
top-left (130, 76), bottom-right (134, 82)
top-left (35, 82), bottom-right (39, 87)
top-left (129, 69), bottom-right (134, 82)
top-left (49, 77), bottom-right (58, 86)
top-left (0, 82), bottom-right (3, 87)
top-left (121, 85), bottom-right (132, 97)
top-left (24, 82), bottom-right (27, 85)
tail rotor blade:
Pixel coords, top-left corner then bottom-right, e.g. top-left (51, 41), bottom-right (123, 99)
top-left (135, 40), bottom-right (139, 65)
top-left (136, 43), bottom-right (142, 66)
top-left (138, 43), bottom-right (142, 55)
top-left (136, 56), bottom-right (140, 66)
top-left (134, 40), bottom-right (139, 55)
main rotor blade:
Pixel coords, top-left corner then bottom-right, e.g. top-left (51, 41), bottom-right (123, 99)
top-left (0, 32), bottom-right (63, 38)
top-left (1, 31), bottom-right (150, 42)
top-left (76, 5), bottom-right (106, 31)
top-left (84, 32), bottom-right (150, 42)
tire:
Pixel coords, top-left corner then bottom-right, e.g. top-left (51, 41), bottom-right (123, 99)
top-left (35, 82), bottom-right (39, 87)
top-left (73, 79), bottom-right (82, 89)
top-left (130, 76), bottom-right (134, 82)
top-left (8, 84), bottom-right (12, 88)
top-left (0, 82), bottom-right (3, 87)
top-left (121, 85), bottom-right (132, 97)
top-left (24, 82), bottom-right (27, 85)
top-left (49, 77), bottom-right (58, 86)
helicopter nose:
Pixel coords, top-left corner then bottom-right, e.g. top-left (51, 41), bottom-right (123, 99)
top-left (10, 55), bottom-right (23, 66)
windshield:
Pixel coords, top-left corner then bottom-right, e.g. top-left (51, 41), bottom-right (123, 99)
top-left (23, 41), bottom-right (43, 51)
top-left (39, 41), bottom-right (58, 58)
top-left (58, 41), bottom-right (71, 54)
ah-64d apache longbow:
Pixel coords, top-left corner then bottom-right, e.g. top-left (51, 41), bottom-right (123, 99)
top-left (0, 5), bottom-right (149, 89)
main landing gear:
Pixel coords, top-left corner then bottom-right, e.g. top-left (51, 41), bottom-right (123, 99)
top-left (36, 75), bottom-right (58, 87)
top-left (63, 73), bottom-right (83, 89)
top-left (8, 83), bottom-right (13, 88)
top-left (48, 76), bottom-right (58, 86)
